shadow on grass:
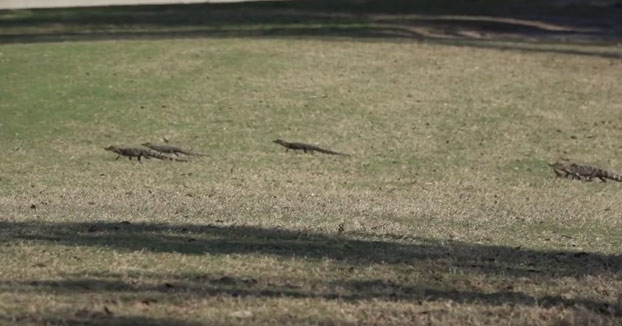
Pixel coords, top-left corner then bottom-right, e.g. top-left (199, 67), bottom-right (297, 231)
top-left (2, 220), bottom-right (621, 319)
top-left (2, 272), bottom-right (620, 318)
top-left (2, 220), bottom-right (621, 278)
top-left (0, 0), bottom-right (621, 58)
top-left (0, 313), bottom-right (195, 326)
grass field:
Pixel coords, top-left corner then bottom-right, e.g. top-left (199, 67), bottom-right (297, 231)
top-left (1, 1), bottom-right (622, 325)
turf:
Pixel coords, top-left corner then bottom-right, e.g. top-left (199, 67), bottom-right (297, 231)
top-left (1, 1), bottom-right (622, 325)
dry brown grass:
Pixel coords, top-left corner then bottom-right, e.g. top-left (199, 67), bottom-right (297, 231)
top-left (1, 6), bottom-right (622, 324)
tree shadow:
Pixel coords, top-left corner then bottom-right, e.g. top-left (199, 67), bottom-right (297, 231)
top-left (2, 220), bottom-right (621, 278)
top-left (0, 312), bottom-right (195, 326)
top-left (2, 220), bottom-right (621, 321)
top-left (0, 0), bottom-right (621, 59)
top-left (2, 272), bottom-right (620, 318)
